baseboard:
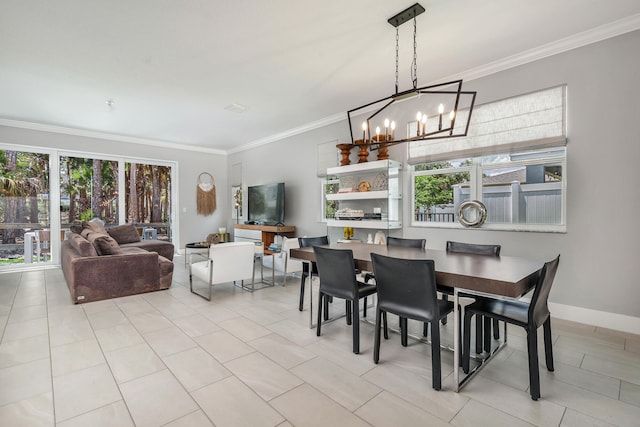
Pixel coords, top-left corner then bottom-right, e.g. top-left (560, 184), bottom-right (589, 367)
top-left (549, 302), bottom-right (640, 335)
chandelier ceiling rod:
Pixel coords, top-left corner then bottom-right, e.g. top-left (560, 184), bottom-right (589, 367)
top-left (390, 3), bottom-right (424, 94)
top-left (343, 2), bottom-right (476, 158)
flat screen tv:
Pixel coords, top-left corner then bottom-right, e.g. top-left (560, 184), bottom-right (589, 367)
top-left (247, 182), bottom-right (285, 225)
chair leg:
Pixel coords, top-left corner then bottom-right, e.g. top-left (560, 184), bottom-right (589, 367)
top-left (493, 318), bottom-right (500, 339)
top-left (441, 294), bottom-right (448, 325)
top-left (324, 295), bottom-right (330, 321)
top-left (374, 308), bottom-right (382, 363)
top-left (463, 311), bottom-right (473, 374)
top-left (423, 322), bottom-right (429, 337)
top-left (430, 321), bottom-right (442, 390)
top-left (316, 293), bottom-right (323, 336)
top-left (346, 300), bottom-right (352, 325)
top-left (400, 317), bottom-right (408, 347)
top-left (383, 311), bottom-right (389, 340)
top-left (352, 298), bottom-right (360, 354)
top-left (363, 296), bottom-right (367, 317)
top-left (475, 314), bottom-right (483, 354)
top-left (543, 317), bottom-right (554, 371)
top-left (483, 316), bottom-right (492, 352)
top-left (298, 271), bottom-right (308, 311)
top-left (526, 328), bottom-right (541, 400)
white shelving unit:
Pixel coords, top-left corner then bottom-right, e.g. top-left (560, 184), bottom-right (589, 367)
top-left (326, 159), bottom-right (402, 233)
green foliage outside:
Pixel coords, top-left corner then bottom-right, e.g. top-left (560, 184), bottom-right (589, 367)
top-left (325, 178), bottom-right (339, 219)
top-left (414, 161), bottom-right (470, 211)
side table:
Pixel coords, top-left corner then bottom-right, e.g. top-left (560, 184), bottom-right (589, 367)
top-left (185, 242), bottom-right (210, 267)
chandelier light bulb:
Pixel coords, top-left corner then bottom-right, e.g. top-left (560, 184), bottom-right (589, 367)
top-left (438, 104), bottom-right (444, 114)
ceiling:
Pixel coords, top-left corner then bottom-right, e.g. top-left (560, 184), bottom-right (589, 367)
top-left (1, 1), bottom-right (639, 153)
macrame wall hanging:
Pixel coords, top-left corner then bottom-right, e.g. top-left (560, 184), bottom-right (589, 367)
top-left (196, 172), bottom-right (217, 216)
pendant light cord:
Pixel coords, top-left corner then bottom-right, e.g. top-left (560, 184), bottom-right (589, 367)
top-left (412, 16), bottom-right (418, 89)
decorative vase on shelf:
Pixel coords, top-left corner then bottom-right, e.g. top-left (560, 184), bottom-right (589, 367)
top-left (374, 230), bottom-right (386, 245)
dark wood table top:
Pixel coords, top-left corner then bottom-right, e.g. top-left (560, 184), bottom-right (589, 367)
top-left (290, 242), bottom-right (543, 298)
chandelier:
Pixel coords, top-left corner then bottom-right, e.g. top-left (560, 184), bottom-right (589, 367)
top-left (345, 3), bottom-right (476, 161)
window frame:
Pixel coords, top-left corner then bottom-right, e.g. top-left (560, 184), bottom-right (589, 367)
top-left (410, 147), bottom-right (567, 232)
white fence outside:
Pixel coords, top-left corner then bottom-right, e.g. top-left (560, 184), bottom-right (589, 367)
top-left (416, 181), bottom-right (562, 225)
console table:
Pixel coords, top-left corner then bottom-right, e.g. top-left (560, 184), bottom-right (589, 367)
top-left (233, 224), bottom-right (296, 253)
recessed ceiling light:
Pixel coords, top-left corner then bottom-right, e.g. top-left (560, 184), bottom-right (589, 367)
top-left (224, 103), bottom-right (249, 113)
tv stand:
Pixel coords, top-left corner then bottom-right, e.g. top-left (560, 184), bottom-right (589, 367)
top-left (234, 224), bottom-right (296, 251)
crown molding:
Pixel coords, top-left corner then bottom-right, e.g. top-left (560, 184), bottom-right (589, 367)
top-left (227, 111), bottom-right (347, 154)
top-left (0, 118), bottom-right (227, 155)
top-left (446, 13), bottom-right (640, 83)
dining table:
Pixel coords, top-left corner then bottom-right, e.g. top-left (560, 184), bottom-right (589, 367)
top-left (290, 241), bottom-right (544, 391)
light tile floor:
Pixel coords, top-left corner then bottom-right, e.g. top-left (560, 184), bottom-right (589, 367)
top-left (1, 258), bottom-right (639, 426)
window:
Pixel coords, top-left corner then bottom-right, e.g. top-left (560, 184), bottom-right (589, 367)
top-left (411, 148), bottom-right (565, 231)
top-left (409, 86), bottom-right (567, 232)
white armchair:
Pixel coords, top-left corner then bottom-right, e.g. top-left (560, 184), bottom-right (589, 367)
top-left (262, 236), bottom-right (303, 286)
top-left (189, 241), bottom-right (255, 300)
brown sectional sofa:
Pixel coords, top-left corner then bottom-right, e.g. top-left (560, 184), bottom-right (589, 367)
top-left (61, 222), bottom-right (175, 304)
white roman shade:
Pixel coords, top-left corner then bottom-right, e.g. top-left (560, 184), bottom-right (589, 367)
top-left (409, 85), bottom-right (567, 164)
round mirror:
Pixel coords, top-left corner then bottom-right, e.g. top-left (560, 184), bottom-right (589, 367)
top-left (457, 200), bottom-right (487, 227)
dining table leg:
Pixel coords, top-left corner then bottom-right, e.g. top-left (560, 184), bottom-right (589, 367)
top-left (308, 260), bottom-right (314, 329)
top-left (454, 288), bottom-right (460, 391)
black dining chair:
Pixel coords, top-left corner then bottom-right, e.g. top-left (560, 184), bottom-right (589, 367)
top-left (443, 241), bottom-right (502, 352)
top-left (371, 253), bottom-right (453, 390)
top-left (363, 236), bottom-right (426, 284)
top-left (313, 246), bottom-right (378, 354)
top-left (462, 255), bottom-right (560, 400)
top-left (363, 237), bottom-right (426, 337)
top-left (297, 236), bottom-right (329, 311)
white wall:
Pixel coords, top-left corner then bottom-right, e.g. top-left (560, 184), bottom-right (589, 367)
top-left (0, 125), bottom-right (229, 249)
top-left (228, 30), bottom-right (640, 328)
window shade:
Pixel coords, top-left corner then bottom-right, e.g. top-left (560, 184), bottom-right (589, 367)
top-left (409, 86), bottom-right (566, 164)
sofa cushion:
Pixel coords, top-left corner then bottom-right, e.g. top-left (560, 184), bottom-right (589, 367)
top-left (84, 230), bottom-right (123, 256)
top-left (68, 232), bottom-right (98, 257)
top-left (82, 219), bottom-right (107, 235)
top-left (107, 224), bottom-right (141, 244)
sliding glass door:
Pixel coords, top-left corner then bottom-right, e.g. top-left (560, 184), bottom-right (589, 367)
top-left (59, 156), bottom-right (119, 226)
top-left (0, 149), bottom-right (51, 267)
top-left (0, 145), bottom-right (176, 271)
top-left (124, 162), bottom-right (172, 241)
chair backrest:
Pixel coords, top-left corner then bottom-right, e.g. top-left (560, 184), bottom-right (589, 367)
top-left (207, 242), bottom-right (255, 284)
top-left (298, 236), bottom-right (329, 248)
top-left (371, 253), bottom-right (440, 322)
top-left (38, 229), bottom-right (51, 250)
top-left (299, 236), bottom-right (328, 274)
top-left (446, 240), bottom-right (501, 257)
top-left (387, 236), bottom-right (426, 249)
top-left (313, 246), bottom-right (358, 300)
top-left (282, 237), bottom-right (302, 272)
top-left (528, 255), bottom-right (560, 327)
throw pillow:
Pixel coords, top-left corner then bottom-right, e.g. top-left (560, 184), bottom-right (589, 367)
top-left (68, 232), bottom-right (98, 257)
top-left (82, 219), bottom-right (107, 235)
top-left (107, 224), bottom-right (141, 244)
top-left (84, 230), bottom-right (123, 255)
